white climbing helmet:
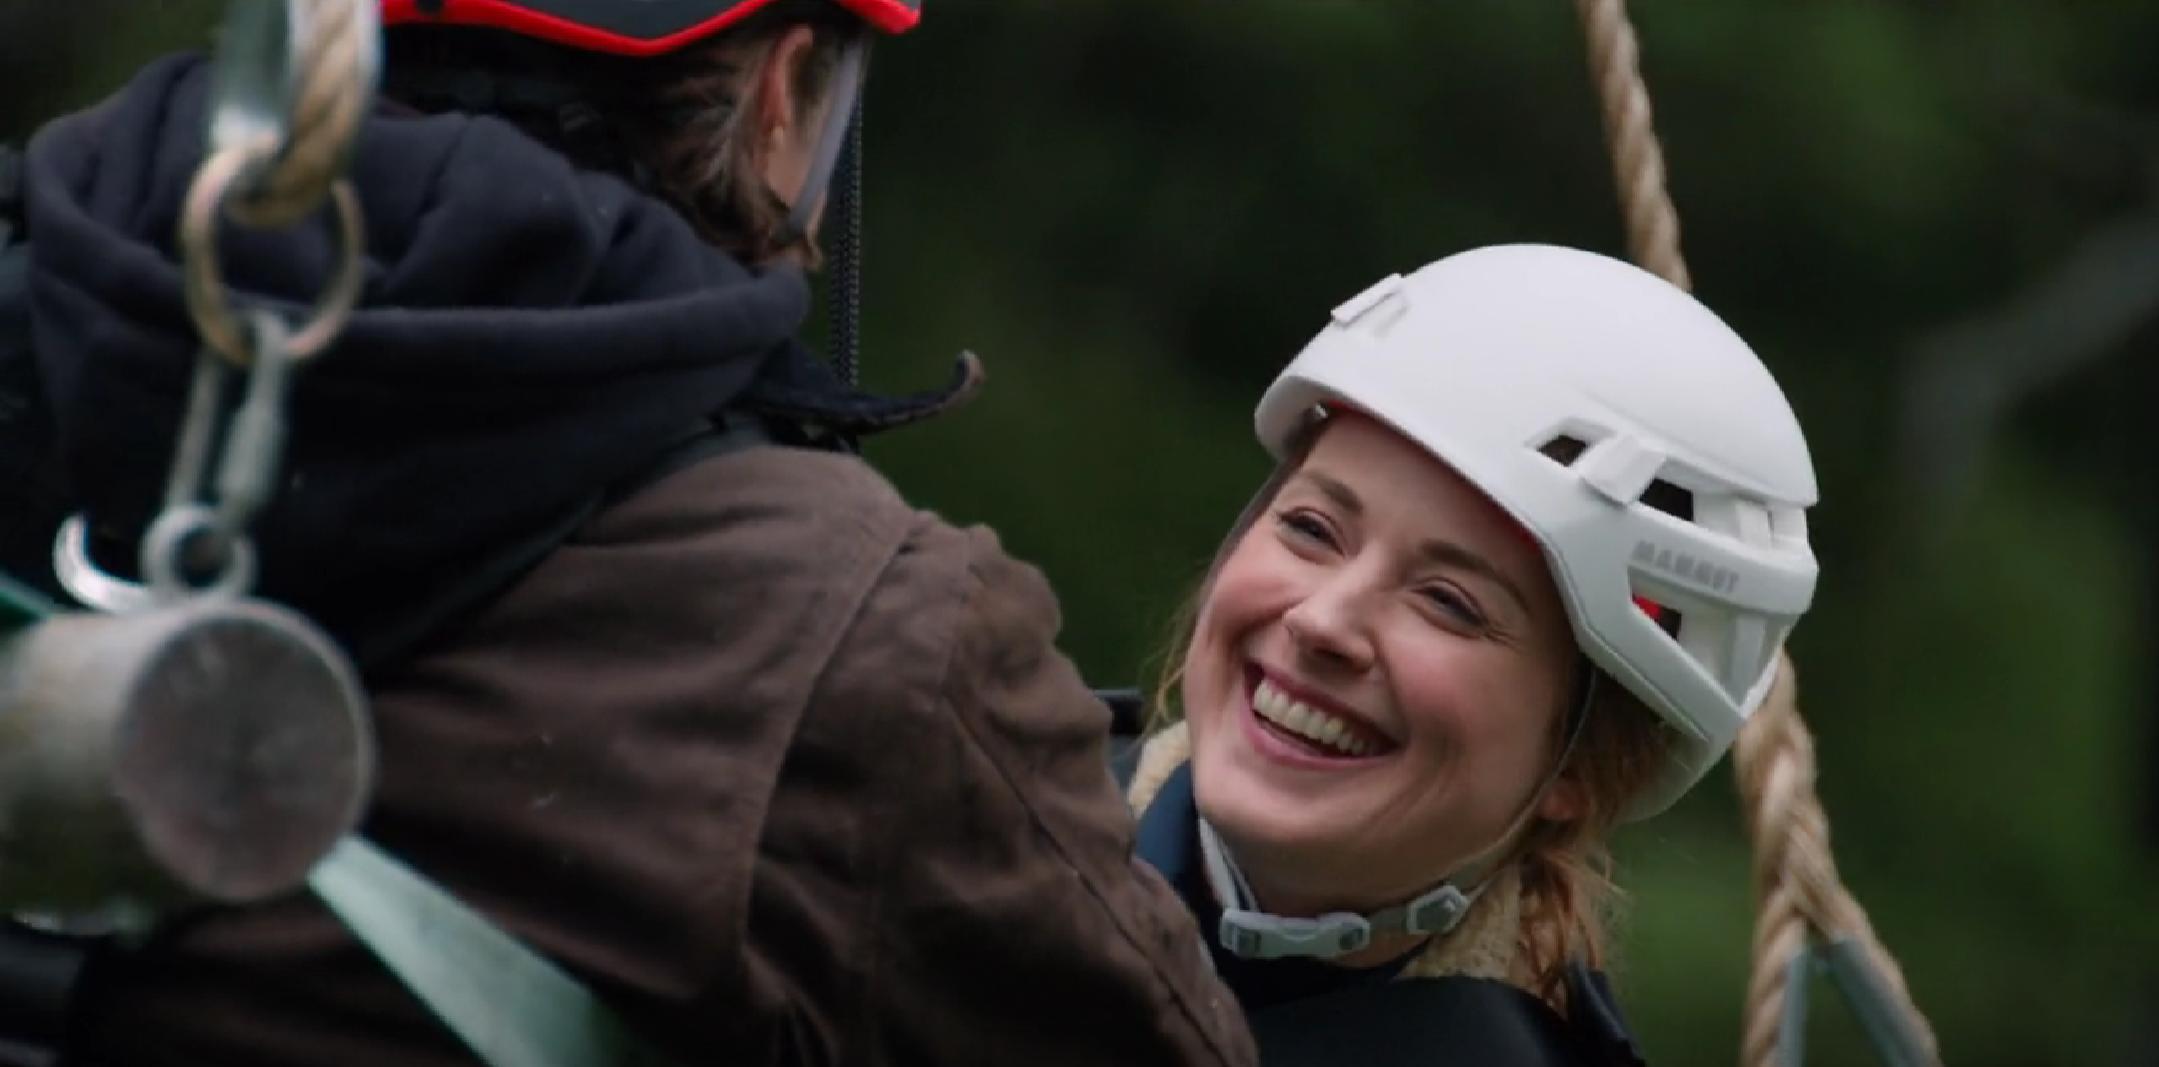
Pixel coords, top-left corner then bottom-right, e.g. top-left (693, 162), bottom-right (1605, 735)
top-left (1254, 244), bottom-right (1818, 820)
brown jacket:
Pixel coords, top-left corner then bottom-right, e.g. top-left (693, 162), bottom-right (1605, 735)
top-left (72, 446), bottom-right (1255, 1067)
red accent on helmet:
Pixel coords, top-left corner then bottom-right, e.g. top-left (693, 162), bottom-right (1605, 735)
top-left (381, 0), bottom-right (919, 57)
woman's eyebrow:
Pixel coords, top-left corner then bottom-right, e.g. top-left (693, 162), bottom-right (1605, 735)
top-left (1296, 471), bottom-right (1364, 516)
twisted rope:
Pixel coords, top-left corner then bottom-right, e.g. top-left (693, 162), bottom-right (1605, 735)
top-left (1734, 659), bottom-right (1939, 1066)
top-left (1570, 3), bottom-right (1939, 1064)
top-left (1573, 0), bottom-right (1690, 291)
top-left (229, 0), bottom-right (372, 228)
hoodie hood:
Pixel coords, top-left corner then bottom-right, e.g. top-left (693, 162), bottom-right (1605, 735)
top-left (21, 51), bottom-right (954, 660)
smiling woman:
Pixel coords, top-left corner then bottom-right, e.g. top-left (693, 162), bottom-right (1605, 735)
top-left (1130, 243), bottom-right (1821, 1066)
top-left (1188, 415), bottom-right (1623, 957)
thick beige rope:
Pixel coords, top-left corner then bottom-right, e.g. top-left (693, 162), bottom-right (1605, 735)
top-left (1570, 2), bottom-right (1940, 1064)
top-left (1732, 660), bottom-right (1938, 1065)
top-left (1572, 0), bottom-right (1690, 291)
top-left (182, 0), bottom-right (372, 364)
top-left (229, 0), bottom-right (373, 229)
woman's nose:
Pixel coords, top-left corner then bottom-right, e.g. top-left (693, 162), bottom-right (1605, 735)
top-left (1281, 576), bottom-right (1377, 672)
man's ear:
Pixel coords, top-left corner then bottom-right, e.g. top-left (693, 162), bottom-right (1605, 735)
top-left (753, 24), bottom-right (821, 145)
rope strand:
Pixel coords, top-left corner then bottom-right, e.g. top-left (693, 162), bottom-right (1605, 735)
top-left (229, 0), bottom-right (373, 228)
top-left (1573, 0), bottom-right (1690, 291)
top-left (1569, 3), bottom-right (1939, 1063)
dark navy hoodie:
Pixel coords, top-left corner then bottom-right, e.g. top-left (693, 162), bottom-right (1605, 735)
top-left (15, 51), bottom-right (958, 662)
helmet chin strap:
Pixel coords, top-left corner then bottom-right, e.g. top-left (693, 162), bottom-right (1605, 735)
top-left (773, 34), bottom-right (869, 398)
top-left (1202, 670), bottom-right (1599, 962)
top-left (774, 35), bottom-right (868, 249)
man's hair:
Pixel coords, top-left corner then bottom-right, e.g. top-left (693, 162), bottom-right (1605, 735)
top-left (383, 1), bottom-right (863, 262)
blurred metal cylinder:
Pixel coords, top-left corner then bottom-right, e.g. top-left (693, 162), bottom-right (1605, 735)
top-left (0, 599), bottom-right (374, 913)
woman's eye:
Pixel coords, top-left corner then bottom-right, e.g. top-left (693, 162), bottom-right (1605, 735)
top-left (1274, 509), bottom-right (1337, 548)
top-left (1420, 585), bottom-right (1487, 629)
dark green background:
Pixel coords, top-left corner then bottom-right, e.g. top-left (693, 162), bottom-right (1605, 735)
top-left (6, 3), bottom-right (2155, 1064)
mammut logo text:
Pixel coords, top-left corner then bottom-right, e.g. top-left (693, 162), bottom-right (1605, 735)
top-left (1633, 541), bottom-right (1739, 594)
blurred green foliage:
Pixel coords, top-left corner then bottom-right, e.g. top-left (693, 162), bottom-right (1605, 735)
top-left (6, 2), bottom-right (2155, 1064)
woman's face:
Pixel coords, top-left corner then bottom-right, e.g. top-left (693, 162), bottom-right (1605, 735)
top-left (1182, 414), bottom-right (1583, 914)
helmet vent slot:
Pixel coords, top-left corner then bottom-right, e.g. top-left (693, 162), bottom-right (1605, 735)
top-left (1537, 434), bottom-right (1591, 466)
top-left (1538, 433), bottom-right (1693, 522)
top-left (1641, 478), bottom-right (1695, 522)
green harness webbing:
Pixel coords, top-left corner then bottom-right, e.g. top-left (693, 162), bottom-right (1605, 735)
top-left (0, 573), bottom-right (56, 633)
top-left (308, 839), bottom-right (674, 1067)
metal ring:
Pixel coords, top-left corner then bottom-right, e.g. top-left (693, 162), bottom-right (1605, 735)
top-left (181, 148), bottom-right (366, 366)
top-left (51, 514), bottom-right (157, 614)
top-left (140, 504), bottom-right (258, 600)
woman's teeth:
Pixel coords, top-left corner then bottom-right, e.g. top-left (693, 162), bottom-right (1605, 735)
top-left (1252, 678), bottom-right (1377, 758)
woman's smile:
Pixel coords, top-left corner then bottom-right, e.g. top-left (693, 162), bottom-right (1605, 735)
top-left (1240, 663), bottom-right (1400, 765)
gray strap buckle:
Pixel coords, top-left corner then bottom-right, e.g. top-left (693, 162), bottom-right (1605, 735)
top-left (1219, 908), bottom-right (1372, 960)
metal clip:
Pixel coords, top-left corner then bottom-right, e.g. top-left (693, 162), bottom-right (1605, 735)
top-left (135, 310), bottom-right (295, 603)
top-left (1819, 937), bottom-right (1936, 1067)
top-left (213, 311), bottom-right (299, 531)
top-left (1776, 941), bottom-right (1817, 1067)
top-left (1776, 936), bottom-right (1938, 1067)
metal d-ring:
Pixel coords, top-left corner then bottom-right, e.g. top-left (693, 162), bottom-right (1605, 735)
top-left (181, 150), bottom-right (366, 366)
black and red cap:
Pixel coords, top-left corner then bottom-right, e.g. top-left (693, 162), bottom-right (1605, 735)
top-left (381, 0), bottom-right (921, 56)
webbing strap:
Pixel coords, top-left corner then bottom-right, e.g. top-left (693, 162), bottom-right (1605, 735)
top-left (308, 839), bottom-right (676, 1067)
